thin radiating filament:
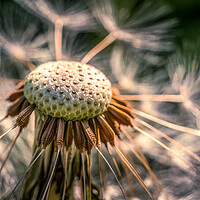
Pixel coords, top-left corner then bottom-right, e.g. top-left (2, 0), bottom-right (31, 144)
top-left (0, 125), bottom-right (17, 140)
top-left (107, 147), bottom-right (127, 196)
top-left (114, 146), bottom-right (155, 200)
top-left (118, 139), bottom-right (168, 200)
top-left (23, 60), bottom-right (36, 71)
top-left (136, 117), bottom-right (200, 163)
top-left (4, 148), bottom-right (43, 199)
top-left (98, 152), bottom-right (104, 199)
top-left (95, 147), bottom-right (128, 200)
top-left (0, 129), bottom-right (21, 173)
top-left (134, 125), bottom-right (196, 169)
top-left (81, 153), bottom-right (86, 200)
top-left (132, 107), bottom-right (200, 137)
top-left (41, 150), bottom-right (60, 200)
top-left (62, 151), bottom-right (68, 200)
top-left (121, 94), bottom-right (184, 102)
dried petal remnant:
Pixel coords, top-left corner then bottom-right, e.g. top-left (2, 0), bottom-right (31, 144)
top-left (24, 61), bottom-right (112, 121)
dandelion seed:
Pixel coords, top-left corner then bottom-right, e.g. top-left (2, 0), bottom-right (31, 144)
top-left (110, 45), bottom-right (157, 92)
top-left (95, 147), bottom-right (128, 200)
top-left (167, 43), bottom-right (200, 129)
top-left (94, 0), bottom-right (176, 53)
top-left (0, 1), bottom-right (51, 71)
top-left (16, 0), bottom-right (95, 31)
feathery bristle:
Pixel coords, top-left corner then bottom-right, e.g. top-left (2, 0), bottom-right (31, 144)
top-left (0, 125), bottom-right (17, 140)
top-left (65, 121), bottom-right (74, 151)
top-left (56, 118), bottom-right (66, 150)
top-left (95, 147), bottom-right (128, 200)
top-left (6, 96), bottom-right (26, 117)
top-left (41, 118), bottom-right (57, 148)
top-left (6, 89), bottom-right (24, 102)
top-left (41, 150), bottom-right (60, 200)
top-left (96, 115), bottom-right (115, 146)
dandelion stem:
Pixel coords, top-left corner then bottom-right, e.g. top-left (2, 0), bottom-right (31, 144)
top-left (95, 147), bottom-right (128, 200)
top-left (121, 94), bottom-right (184, 102)
top-left (132, 107), bottom-right (200, 137)
top-left (55, 20), bottom-right (63, 61)
top-left (41, 150), bottom-right (60, 200)
top-left (81, 31), bottom-right (117, 64)
top-left (0, 125), bottom-right (17, 140)
top-left (136, 118), bottom-right (200, 163)
top-left (114, 146), bottom-right (155, 200)
top-left (0, 128), bottom-right (21, 174)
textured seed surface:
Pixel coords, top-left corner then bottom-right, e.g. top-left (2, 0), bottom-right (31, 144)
top-left (24, 61), bottom-right (112, 121)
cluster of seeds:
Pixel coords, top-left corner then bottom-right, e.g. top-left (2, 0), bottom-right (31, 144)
top-left (24, 61), bottom-right (112, 121)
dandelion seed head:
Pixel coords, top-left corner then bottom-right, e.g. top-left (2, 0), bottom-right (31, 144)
top-left (24, 61), bottom-right (112, 121)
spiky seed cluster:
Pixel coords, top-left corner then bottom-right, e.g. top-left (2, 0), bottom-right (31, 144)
top-left (24, 61), bottom-right (112, 121)
top-left (4, 63), bottom-right (135, 152)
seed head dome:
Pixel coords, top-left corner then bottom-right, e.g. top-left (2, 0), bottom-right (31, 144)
top-left (24, 61), bottom-right (112, 121)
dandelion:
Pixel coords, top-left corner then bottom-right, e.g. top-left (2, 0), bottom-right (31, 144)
top-left (1, 61), bottom-right (154, 199)
top-left (1, 0), bottom-right (200, 200)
